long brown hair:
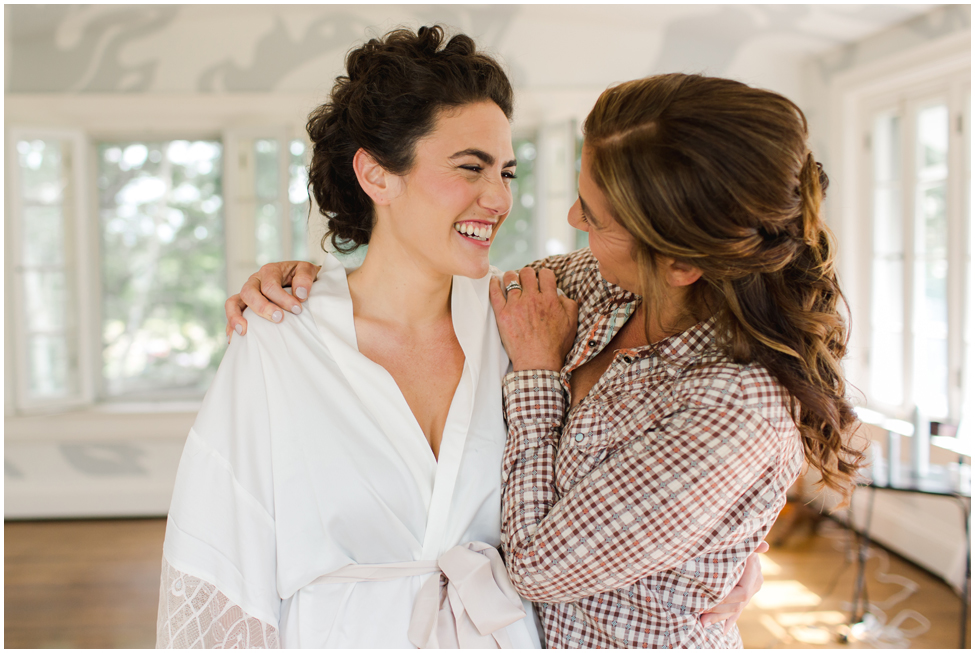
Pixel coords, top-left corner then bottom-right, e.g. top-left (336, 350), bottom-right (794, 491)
top-left (583, 73), bottom-right (862, 499)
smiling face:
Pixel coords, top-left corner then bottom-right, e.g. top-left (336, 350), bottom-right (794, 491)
top-left (379, 101), bottom-right (516, 280)
top-left (568, 145), bottom-right (643, 293)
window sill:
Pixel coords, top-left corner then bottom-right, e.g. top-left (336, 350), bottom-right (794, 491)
top-left (4, 404), bottom-right (198, 443)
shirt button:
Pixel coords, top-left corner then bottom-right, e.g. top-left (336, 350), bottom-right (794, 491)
top-left (575, 433), bottom-right (584, 442)
top-left (588, 340), bottom-right (598, 347)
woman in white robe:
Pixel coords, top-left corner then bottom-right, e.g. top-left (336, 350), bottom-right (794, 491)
top-left (158, 26), bottom-right (540, 648)
top-left (158, 255), bottom-right (540, 648)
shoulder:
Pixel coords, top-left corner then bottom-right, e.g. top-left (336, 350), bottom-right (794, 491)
top-left (674, 356), bottom-right (794, 433)
top-left (238, 300), bottom-right (318, 355)
top-left (528, 248), bottom-right (603, 302)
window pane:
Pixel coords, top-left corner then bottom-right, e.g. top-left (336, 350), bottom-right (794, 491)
top-left (870, 112), bottom-right (904, 407)
top-left (22, 205), bottom-right (65, 266)
top-left (917, 105), bottom-right (948, 181)
top-left (17, 138), bottom-right (80, 403)
top-left (872, 187), bottom-right (902, 254)
top-left (290, 139), bottom-right (310, 260)
top-left (18, 139), bottom-right (63, 204)
top-left (253, 139), bottom-right (281, 265)
top-left (490, 137), bottom-right (537, 270)
top-left (870, 330), bottom-right (904, 406)
top-left (870, 259), bottom-right (904, 332)
top-left (574, 135), bottom-right (588, 250)
top-left (22, 270), bottom-right (68, 332)
top-left (28, 334), bottom-right (76, 399)
top-left (254, 139), bottom-right (279, 199)
top-left (255, 202), bottom-right (281, 266)
top-left (99, 140), bottom-right (226, 400)
top-left (913, 104), bottom-right (949, 418)
top-left (964, 94), bottom-right (972, 431)
top-left (873, 113), bottom-right (900, 183)
top-left (870, 257), bottom-right (904, 405)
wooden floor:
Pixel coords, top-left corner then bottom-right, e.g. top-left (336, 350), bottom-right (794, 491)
top-left (5, 518), bottom-right (166, 648)
top-left (4, 508), bottom-right (970, 648)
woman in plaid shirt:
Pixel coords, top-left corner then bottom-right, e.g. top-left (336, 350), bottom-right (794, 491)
top-left (489, 74), bottom-right (863, 648)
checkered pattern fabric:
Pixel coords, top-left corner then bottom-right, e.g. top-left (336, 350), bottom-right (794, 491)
top-left (500, 248), bottom-right (803, 649)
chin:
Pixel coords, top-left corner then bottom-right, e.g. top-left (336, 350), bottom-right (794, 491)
top-left (447, 253), bottom-right (491, 280)
top-left (459, 258), bottom-right (491, 280)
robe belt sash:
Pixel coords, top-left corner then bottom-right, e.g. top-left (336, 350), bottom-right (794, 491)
top-left (312, 541), bottom-right (526, 649)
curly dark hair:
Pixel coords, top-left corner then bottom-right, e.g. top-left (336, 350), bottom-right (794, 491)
top-left (306, 25), bottom-right (514, 253)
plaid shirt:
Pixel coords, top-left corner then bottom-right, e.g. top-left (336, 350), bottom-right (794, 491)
top-left (500, 248), bottom-right (803, 648)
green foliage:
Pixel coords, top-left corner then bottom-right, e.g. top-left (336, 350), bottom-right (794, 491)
top-left (98, 141), bottom-right (226, 399)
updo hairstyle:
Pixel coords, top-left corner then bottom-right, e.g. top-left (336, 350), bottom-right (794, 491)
top-left (307, 25), bottom-right (514, 253)
top-left (583, 73), bottom-right (863, 499)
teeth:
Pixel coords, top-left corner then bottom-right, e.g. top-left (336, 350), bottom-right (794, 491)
top-left (454, 222), bottom-right (493, 241)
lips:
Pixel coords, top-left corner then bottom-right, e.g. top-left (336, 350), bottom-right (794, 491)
top-left (453, 221), bottom-right (494, 242)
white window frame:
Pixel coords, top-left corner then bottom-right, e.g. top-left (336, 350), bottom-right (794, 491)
top-left (829, 32), bottom-right (970, 427)
top-left (6, 128), bottom-right (95, 412)
top-left (224, 127), bottom-right (310, 295)
top-left (4, 94), bottom-right (320, 414)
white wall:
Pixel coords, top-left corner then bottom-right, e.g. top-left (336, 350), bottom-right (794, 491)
top-left (797, 4), bottom-right (971, 591)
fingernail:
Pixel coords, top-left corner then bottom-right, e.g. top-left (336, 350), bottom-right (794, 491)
top-left (272, 310), bottom-right (283, 323)
top-left (235, 324), bottom-right (243, 335)
top-left (296, 287), bottom-right (308, 300)
top-left (291, 304), bottom-right (302, 315)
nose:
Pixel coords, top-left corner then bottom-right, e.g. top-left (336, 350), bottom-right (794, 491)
top-left (568, 198), bottom-right (589, 232)
top-left (478, 175), bottom-right (512, 216)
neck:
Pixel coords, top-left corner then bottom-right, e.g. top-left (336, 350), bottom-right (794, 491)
top-left (346, 229), bottom-right (453, 329)
top-left (642, 287), bottom-right (701, 344)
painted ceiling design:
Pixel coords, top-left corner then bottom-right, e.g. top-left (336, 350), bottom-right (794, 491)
top-left (6, 4), bottom-right (965, 94)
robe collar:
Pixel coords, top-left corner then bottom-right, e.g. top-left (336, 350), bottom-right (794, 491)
top-left (307, 254), bottom-right (489, 553)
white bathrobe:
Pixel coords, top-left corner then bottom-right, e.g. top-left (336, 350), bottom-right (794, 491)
top-left (159, 254), bottom-right (541, 648)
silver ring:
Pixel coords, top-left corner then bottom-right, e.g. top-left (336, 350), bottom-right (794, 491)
top-left (505, 281), bottom-right (523, 294)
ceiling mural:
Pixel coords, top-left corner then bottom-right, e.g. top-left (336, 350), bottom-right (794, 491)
top-left (6, 4), bottom-right (957, 95)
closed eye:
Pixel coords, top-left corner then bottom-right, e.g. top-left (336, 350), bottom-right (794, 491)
top-left (460, 165), bottom-right (517, 180)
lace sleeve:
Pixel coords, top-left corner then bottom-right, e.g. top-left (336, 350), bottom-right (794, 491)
top-left (156, 557), bottom-right (280, 649)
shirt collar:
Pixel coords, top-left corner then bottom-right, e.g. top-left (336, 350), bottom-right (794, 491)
top-left (648, 315), bottom-right (719, 364)
top-left (591, 277), bottom-right (641, 315)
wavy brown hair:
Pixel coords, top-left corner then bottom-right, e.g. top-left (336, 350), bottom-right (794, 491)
top-left (306, 25), bottom-right (513, 253)
top-left (583, 73), bottom-right (863, 499)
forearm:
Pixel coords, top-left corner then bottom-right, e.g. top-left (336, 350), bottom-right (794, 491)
top-left (500, 370), bottom-right (565, 571)
top-left (502, 396), bottom-right (785, 603)
top-left (157, 556), bottom-right (280, 649)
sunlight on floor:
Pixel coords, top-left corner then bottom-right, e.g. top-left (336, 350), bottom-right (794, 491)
top-left (752, 580), bottom-right (822, 609)
top-left (757, 552), bottom-right (782, 575)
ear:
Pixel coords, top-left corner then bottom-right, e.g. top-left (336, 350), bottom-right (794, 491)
top-left (661, 257), bottom-right (702, 288)
top-left (352, 148), bottom-right (402, 205)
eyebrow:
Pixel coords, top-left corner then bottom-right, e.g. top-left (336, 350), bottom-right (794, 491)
top-left (449, 148), bottom-right (517, 168)
top-left (578, 194), bottom-right (600, 227)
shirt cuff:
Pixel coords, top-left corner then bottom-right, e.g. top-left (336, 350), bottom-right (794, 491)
top-left (502, 370), bottom-right (566, 426)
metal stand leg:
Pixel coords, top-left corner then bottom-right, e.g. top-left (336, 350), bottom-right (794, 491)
top-left (849, 487), bottom-right (877, 627)
top-left (957, 497), bottom-right (971, 649)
